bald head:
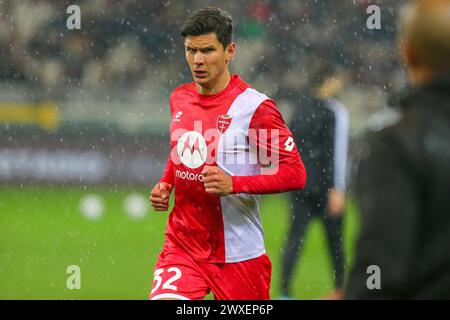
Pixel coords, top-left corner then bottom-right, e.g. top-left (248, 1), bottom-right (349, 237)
top-left (400, 0), bottom-right (450, 84)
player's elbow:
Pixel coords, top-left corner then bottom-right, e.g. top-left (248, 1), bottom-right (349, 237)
top-left (284, 163), bottom-right (306, 191)
top-left (294, 163), bottom-right (307, 190)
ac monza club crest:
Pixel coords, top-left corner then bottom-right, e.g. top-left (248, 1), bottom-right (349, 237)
top-left (216, 114), bottom-right (232, 134)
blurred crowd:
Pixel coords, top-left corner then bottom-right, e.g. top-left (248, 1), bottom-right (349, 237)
top-left (0, 0), bottom-right (408, 127)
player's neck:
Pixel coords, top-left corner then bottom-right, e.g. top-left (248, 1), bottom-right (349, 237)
top-left (196, 71), bottom-right (231, 95)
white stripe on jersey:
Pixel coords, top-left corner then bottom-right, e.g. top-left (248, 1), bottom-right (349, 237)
top-left (217, 87), bottom-right (268, 263)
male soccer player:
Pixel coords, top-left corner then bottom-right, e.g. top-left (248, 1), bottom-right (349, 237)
top-left (281, 70), bottom-right (349, 300)
top-left (149, 7), bottom-right (306, 300)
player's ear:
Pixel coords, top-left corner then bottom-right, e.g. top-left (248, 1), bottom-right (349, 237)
top-left (225, 42), bottom-right (236, 63)
top-left (401, 39), bottom-right (418, 68)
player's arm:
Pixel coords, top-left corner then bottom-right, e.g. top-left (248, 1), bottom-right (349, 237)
top-left (325, 101), bottom-right (349, 216)
top-left (150, 152), bottom-right (174, 211)
top-left (150, 95), bottom-right (175, 211)
top-left (231, 99), bottom-right (307, 194)
top-left (160, 154), bottom-right (174, 185)
top-left (345, 133), bottom-right (419, 299)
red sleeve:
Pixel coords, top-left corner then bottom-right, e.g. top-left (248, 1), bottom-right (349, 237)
top-left (231, 99), bottom-right (306, 194)
top-left (159, 91), bottom-right (175, 185)
top-left (159, 153), bottom-right (174, 185)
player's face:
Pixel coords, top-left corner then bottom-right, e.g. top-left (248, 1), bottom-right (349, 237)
top-left (184, 33), bottom-right (235, 91)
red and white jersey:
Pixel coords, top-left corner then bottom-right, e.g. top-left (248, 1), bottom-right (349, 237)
top-left (160, 75), bottom-right (306, 263)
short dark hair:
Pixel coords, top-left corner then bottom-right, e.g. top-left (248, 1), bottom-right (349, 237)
top-left (180, 7), bottom-right (234, 49)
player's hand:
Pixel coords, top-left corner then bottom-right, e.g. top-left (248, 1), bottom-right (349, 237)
top-left (150, 182), bottom-right (173, 211)
top-left (327, 188), bottom-right (346, 217)
top-left (201, 165), bottom-right (233, 196)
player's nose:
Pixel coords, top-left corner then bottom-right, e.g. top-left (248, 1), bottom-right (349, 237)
top-left (193, 52), bottom-right (204, 64)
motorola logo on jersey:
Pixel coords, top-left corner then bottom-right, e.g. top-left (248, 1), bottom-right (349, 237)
top-left (177, 131), bottom-right (207, 169)
top-left (175, 169), bottom-right (204, 182)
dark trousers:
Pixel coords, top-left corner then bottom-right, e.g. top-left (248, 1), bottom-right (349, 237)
top-left (280, 190), bottom-right (345, 296)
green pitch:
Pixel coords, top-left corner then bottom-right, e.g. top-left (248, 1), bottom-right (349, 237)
top-left (0, 186), bottom-right (359, 299)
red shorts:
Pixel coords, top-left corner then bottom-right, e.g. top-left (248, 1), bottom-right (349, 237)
top-left (149, 245), bottom-right (272, 300)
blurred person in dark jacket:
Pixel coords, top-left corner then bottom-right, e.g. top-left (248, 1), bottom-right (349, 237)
top-left (346, 0), bottom-right (450, 299)
top-left (280, 68), bottom-right (349, 300)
